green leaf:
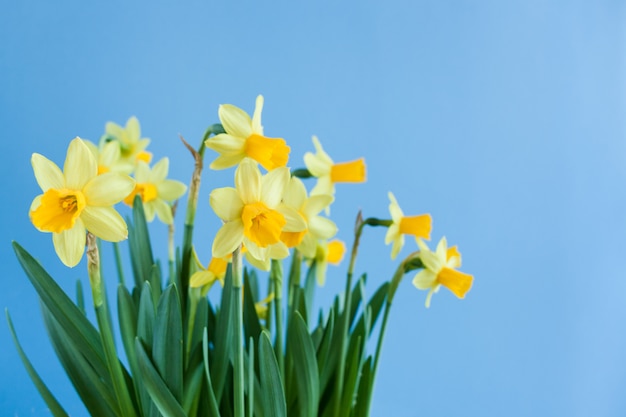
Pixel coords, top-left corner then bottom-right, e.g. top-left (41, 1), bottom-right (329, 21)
top-left (128, 196), bottom-right (155, 288)
top-left (41, 305), bottom-right (120, 417)
top-left (12, 242), bottom-right (111, 383)
top-left (258, 331), bottom-right (286, 417)
top-left (137, 281), bottom-right (156, 346)
top-left (211, 265), bottom-right (235, 402)
top-left (75, 280), bottom-right (85, 315)
top-left (352, 356), bottom-right (373, 417)
top-left (153, 284), bottom-right (183, 402)
top-left (354, 282), bottom-right (389, 339)
top-left (6, 309), bottom-right (69, 417)
top-left (135, 338), bottom-right (187, 417)
top-left (340, 335), bottom-right (363, 416)
top-left (287, 312), bottom-right (319, 417)
top-left (243, 275), bottom-right (262, 347)
top-left (202, 328), bottom-right (222, 417)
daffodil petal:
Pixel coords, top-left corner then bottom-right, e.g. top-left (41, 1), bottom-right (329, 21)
top-left (310, 176), bottom-right (334, 197)
top-left (304, 152), bottom-right (331, 177)
top-left (206, 134), bottom-right (247, 153)
top-left (308, 216), bottom-right (337, 240)
top-left (278, 205), bottom-right (307, 232)
top-left (245, 252), bottom-right (270, 271)
top-left (251, 95), bottom-right (264, 134)
top-left (105, 122), bottom-right (124, 140)
top-left (283, 177), bottom-right (307, 209)
top-left (236, 159), bottom-right (261, 204)
top-left (126, 117), bottom-right (140, 142)
top-left (297, 234), bottom-right (317, 259)
top-left (143, 201), bottom-right (156, 222)
top-left (212, 220), bottom-right (244, 258)
top-left (412, 270), bottom-right (437, 290)
top-left (436, 237), bottom-right (448, 259)
top-left (219, 104), bottom-right (253, 138)
top-left (64, 138), bottom-right (97, 190)
top-left (210, 153), bottom-right (246, 170)
top-left (153, 199), bottom-right (174, 224)
top-left (152, 158), bottom-right (169, 182)
top-left (83, 173), bottom-right (135, 206)
top-left (210, 187), bottom-right (243, 222)
top-left (390, 234), bottom-right (404, 260)
top-left (243, 239), bottom-right (267, 262)
top-left (388, 192), bottom-right (404, 221)
top-left (31, 153), bottom-right (64, 191)
top-left (261, 167), bottom-right (289, 208)
top-left (157, 180), bottom-right (187, 202)
top-left (267, 242), bottom-right (289, 259)
top-left (53, 220), bottom-right (86, 267)
top-left (81, 206), bottom-right (128, 242)
top-left (134, 160), bottom-right (150, 182)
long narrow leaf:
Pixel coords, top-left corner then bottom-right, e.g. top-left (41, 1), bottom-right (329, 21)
top-left (153, 284), bottom-right (183, 402)
top-left (258, 331), bottom-right (286, 417)
top-left (211, 265), bottom-right (235, 402)
top-left (287, 312), bottom-right (319, 417)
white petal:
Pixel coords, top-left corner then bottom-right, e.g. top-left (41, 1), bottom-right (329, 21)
top-left (210, 187), bottom-right (243, 221)
top-left (157, 180), bottom-right (187, 202)
top-left (81, 206), bottom-right (128, 242)
top-left (304, 153), bottom-right (331, 177)
top-left (236, 159), bottom-right (261, 204)
top-left (64, 138), bottom-right (97, 190)
top-left (212, 221), bottom-right (244, 258)
top-left (251, 95), bottom-right (264, 134)
top-left (83, 173), bottom-right (135, 206)
top-left (219, 104), bottom-right (252, 139)
top-left (53, 220), bottom-right (86, 267)
top-left (390, 235), bottom-right (404, 260)
top-left (31, 153), bottom-right (64, 191)
top-left (388, 192), bottom-right (404, 221)
top-left (385, 225), bottom-right (399, 245)
top-left (261, 167), bottom-right (289, 208)
top-left (126, 116), bottom-right (141, 143)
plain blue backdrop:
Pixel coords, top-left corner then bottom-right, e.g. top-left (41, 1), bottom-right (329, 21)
top-left (2, 1), bottom-right (625, 416)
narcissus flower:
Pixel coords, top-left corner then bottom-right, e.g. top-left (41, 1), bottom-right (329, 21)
top-left (308, 239), bottom-right (346, 286)
top-left (210, 158), bottom-right (305, 263)
top-left (413, 237), bottom-right (473, 308)
top-left (29, 138), bottom-right (135, 267)
top-left (205, 95), bottom-right (290, 171)
top-left (84, 140), bottom-right (129, 175)
top-left (124, 158), bottom-right (187, 224)
top-left (190, 256), bottom-right (228, 289)
top-left (304, 136), bottom-right (366, 196)
top-left (385, 192), bottom-right (432, 260)
top-left (254, 293), bottom-right (275, 321)
top-left (280, 177), bottom-right (337, 257)
top-left (100, 116), bottom-right (152, 171)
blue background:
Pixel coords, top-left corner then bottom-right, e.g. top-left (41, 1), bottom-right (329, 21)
top-left (2, 1), bottom-right (625, 416)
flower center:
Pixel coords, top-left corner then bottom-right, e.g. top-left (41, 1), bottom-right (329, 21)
top-left (326, 240), bottom-right (346, 265)
top-left (244, 134), bottom-right (290, 171)
top-left (399, 214), bottom-right (432, 239)
top-left (124, 183), bottom-right (158, 206)
top-left (330, 158), bottom-right (366, 183)
top-left (242, 202), bottom-right (286, 247)
top-left (31, 188), bottom-right (86, 233)
top-left (437, 267), bottom-right (473, 299)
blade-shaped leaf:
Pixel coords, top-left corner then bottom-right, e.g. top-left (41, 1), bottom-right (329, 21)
top-left (287, 312), bottom-right (319, 417)
top-left (153, 284), bottom-right (183, 403)
top-left (258, 331), bottom-right (286, 417)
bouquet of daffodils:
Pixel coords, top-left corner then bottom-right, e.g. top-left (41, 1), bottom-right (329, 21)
top-left (8, 96), bottom-right (473, 417)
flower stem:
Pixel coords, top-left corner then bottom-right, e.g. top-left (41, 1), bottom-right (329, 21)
top-left (231, 245), bottom-right (245, 417)
top-left (271, 259), bottom-right (285, 376)
top-left (112, 242), bottom-right (125, 285)
top-left (87, 233), bottom-right (137, 417)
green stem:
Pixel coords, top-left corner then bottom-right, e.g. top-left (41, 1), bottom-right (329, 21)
top-left (87, 233), bottom-right (137, 417)
top-left (232, 246), bottom-right (245, 417)
top-left (185, 289), bottom-right (200, 367)
top-left (333, 213), bottom-right (367, 417)
top-left (168, 215), bottom-right (176, 284)
top-left (112, 242), bottom-right (125, 285)
top-left (287, 249), bottom-right (302, 311)
top-left (271, 259), bottom-right (285, 376)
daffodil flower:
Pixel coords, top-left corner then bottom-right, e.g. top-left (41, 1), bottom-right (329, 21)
top-left (190, 256), bottom-right (228, 289)
top-left (100, 116), bottom-right (152, 171)
top-left (29, 138), bottom-right (135, 267)
top-left (303, 136), bottom-right (366, 197)
top-left (210, 158), bottom-right (306, 263)
top-left (85, 140), bottom-right (130, 175)
top-left (123, 158), bottom-right (187, 225)
top-left (205, 95), bottom-right (290, 171)
top-left (308, 239), bottom-right (346, 286)
top-left (385, 192), bottom-right (432, 260)
top-left (254, 293), bottom-right (275, 321)
top-left (280, 177), bottom-right (337, 257)
top-left (413, 237), bottom-right (473, 308)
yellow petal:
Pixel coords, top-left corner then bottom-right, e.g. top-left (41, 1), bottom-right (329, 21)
top-left (210, 153), bottom-right (246, 170)
top-left (387, 192), bottom-right (404, 222)
top-left (52, 219), bottom-right (86, 267)
top-left (330, 158), bottom-right (366, 183)
top-left (261, 167), bottom-right (289, 208)
top-left (326, 240), bottom-right (345, 265)
top-left (251, 95), bottom-right (264, 134)
top-left (206, 133), bottom-right (247, 152)
top-left (83, 173), bottom-right (135, 206)
top-left (437, 267), bottom-right (473, 299)
top-left (151, 157), bottom-right (169, 182)
top-left (31, 188), bottom-right (86, 233)
top-left (64, 138), bottom-right (97, 190)
top-left (412, 269), bottom-right (437, 290)
top-left (31, 153), bottom-right (64, 192)
top-left (212, 220), bottom-right (244, 258)
top-left (157, 180), bottom-right (187, 202)
top-left (236, 159), bottom-right (261, 204)
top-left (153, 199), bottom-right (174, 225)
top-left (244, 134), bottom-right (290, 171)
top-left (210, 187), bottom-right (243, 222)
top-left (308, 216), bottom-right (337, 240)
top-left (219, 104), bottom-right (253, 138)
top-left (242, 202), bottom-right (286, 247)
top-left (283, 177), bottom-right (307, 209)
top-left (80, 206), bottom-right (128, 242)
top-left (281, 230), bottom-right (306, 248)
top-left (399, 214), bottom-right (432, 239)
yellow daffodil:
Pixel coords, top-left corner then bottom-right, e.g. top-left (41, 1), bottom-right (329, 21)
top-left (309, 239), bottom-right (346, 286)
top-left (29, 137), bottom-right (135, 267)
top-left (205, 95), bottom-right (290, 171)
top-left (303, 135), bottom-right (366, 197)
top-left (280, 177), bottom-right (337, 257)
top-left (123, 158), bottom-right (187, 224)
top-left (254, 293), bottom-right (275, 321)
top-left (84, 140), bottom-right (131, 175)
top-left (190, 256), bottom-right (228, 289)
top-left (385, 192), bottom-right (432, 260)
top-left (210, 158), bottom-right (306, 263)
top-left (413, 237), bottom-right (473, 308)
top-left (100, 116), bottom-right (152, 171)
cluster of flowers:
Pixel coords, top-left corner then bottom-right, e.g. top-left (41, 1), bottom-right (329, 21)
top-left (28, 96), bottom-right (472, 307)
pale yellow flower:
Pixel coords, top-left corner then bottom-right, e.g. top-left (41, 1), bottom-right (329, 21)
top-left (123, 158), bottom-right (187, 224)
top-left (280, 176), bottom-right (337, 258)
top-left (29, 137), bottom-right (135, 267)
top-left (385, 192), bottom-right (432, 260)
top-left (190, 256), bottom-right (228, 289)
top-left (205, 95), bottom-right (290, 171)
top-left (84, 140), bottom-right (130, 175)
top-left (303, 136), bottom-right (366, 196)
top-left (309, 239), bottom-right (346, 286)
top-left (100, 116), bottom-right (152, 171)
top-left (210, 158), bottom-right (305, 263)
top-left (254, 293), bottom-right (275, 321)
top-left (413, 237), bottom-right (473, 308)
